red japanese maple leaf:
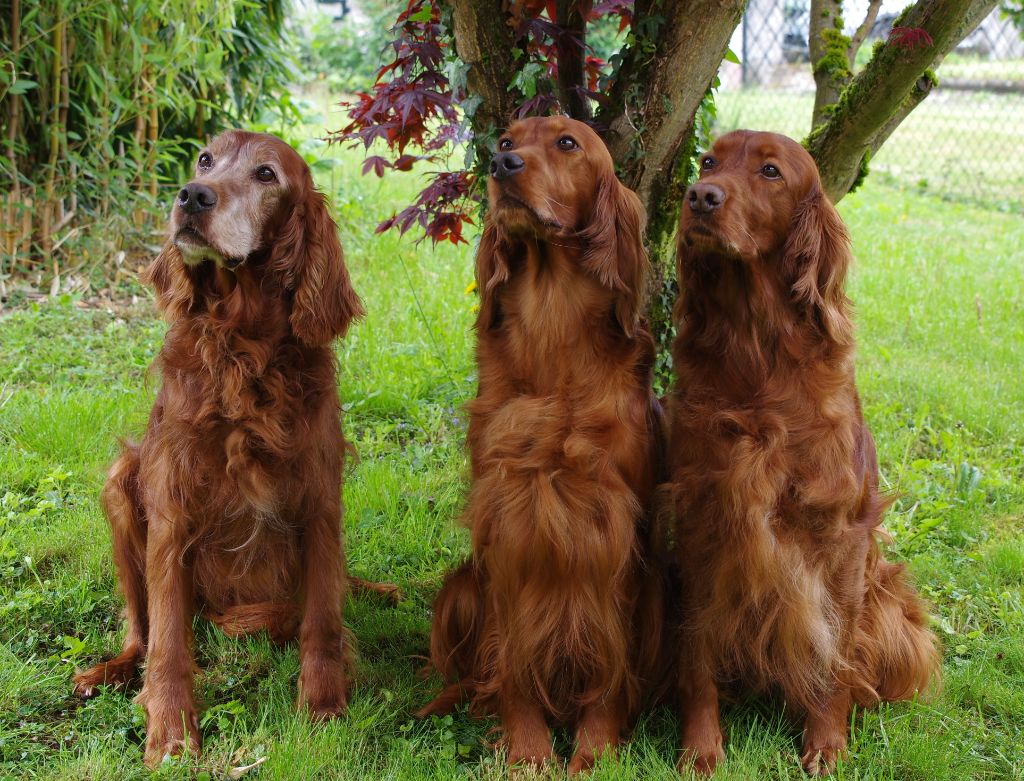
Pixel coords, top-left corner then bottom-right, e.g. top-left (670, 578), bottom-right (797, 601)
top-left (889, 26), bottom-right (933, 51)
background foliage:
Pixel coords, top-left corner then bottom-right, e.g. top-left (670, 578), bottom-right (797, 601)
top-left (0, 0), bottom-right (296, 297)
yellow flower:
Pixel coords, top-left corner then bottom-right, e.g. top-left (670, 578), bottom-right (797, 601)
top-left (464, 280), bottom-right (478, 295)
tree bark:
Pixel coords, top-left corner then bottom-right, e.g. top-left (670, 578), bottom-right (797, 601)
top-left (810, 0), bottom-right (851, 127)
top-left (808, 0), bottom-right (998, 202)
top-left (596, 0), bottom-right (746, 250)
top-left (448, 0), bottom-right (525, 164)
top-left (555, 0), bottom-right (590, 120)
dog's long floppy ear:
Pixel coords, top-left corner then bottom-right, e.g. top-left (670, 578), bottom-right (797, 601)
top-left (579, 172), bottom-right (650, 337)
top-left (474, 219), bottom-right (511, 331)
top-left (272, 188), bottom-right (364, 346)
top-left (142, 242), bottom-right (194, 322)
top-left (782, 183), bottom-right (853, 345)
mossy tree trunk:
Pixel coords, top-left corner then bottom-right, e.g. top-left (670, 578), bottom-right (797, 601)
top-left (595, 0), bottom-right (746, 258)
top-left (810, 0), bottom-right (850, 127)
top-left (448, 1), bottom-right (525, 171)
top-left (808, 0), bottom-right (998, 201)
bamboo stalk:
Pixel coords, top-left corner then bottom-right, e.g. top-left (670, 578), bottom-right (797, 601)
top-left (133, 27), bottom-right (150, 227)
top-left (196, 81), bottom-right (206, 139)
top-left (2, 193), bottom-right (11, 294)
top-left (5, 0), bottom-right (22, 264)
top-left (21, 195), bottom-right (32, 257)
top-left (42, 1), bottom-right (66, 260)
top-left (100, 14), bottom-right (113, 217)
top-left (148, 81), bottom-right (159, 201)
top-left (57, 15), bottom-right (70, 243)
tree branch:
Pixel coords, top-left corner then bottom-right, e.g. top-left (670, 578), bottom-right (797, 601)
top-left (866, 71), bottom-right (936, 156)
top-left (810, 0), bottom-right (852, 128)
top-left (807, 0), bottom-right (999, 201)
top-left (848, 0), bottom-right (883, 63)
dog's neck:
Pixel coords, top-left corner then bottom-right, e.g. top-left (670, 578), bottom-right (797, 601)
top-left (676, 250), bottom-right (850, 381)
top-left (513, 234), bottom-right (614, 342)
top-left (180, 261), bottom-right (292, 344)
top-left (481, 234), bottom-right (633, 394)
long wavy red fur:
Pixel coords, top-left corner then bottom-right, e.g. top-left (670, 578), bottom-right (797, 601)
top-left (419, 117), bottom-right (666, 772)
top-left (73, 132), bottom-right (365, 768)
top-left (668, 130), bottom-right (940, 776)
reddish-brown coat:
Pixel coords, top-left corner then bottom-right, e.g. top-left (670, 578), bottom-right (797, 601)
top-left (73, 131), bottom-right (366, 767)
top-left (419, 117), bottom-right (666, 772)
top-left (668, 130), bottom-right (940, 776)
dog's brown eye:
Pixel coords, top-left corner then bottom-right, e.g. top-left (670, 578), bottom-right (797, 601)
top-left (498, 138), bottom-right (513, 151)
top-left (255, 166), bottom-right (277, 183)
top-left (701, 156), bottom-right (716, 171)
top-left (198, 152), bottom-right (212, 170)
top-left (761, 163), bottom-right (781, 179)
top-left (557, 136), bottom-right (577, 151)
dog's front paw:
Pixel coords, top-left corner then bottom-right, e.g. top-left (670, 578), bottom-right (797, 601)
top-left (73, 651), bottom-right (141, 698)
top-left (800, 741), bottom-right (847, 777)
top-left (678, 738), bottom-right (725, 777)
top-left (298, 656), bottom-right (349, 719)
top-left (142, 703), bottom-right (200, 769)
top-left (567, 744), bottom-right (613, 775)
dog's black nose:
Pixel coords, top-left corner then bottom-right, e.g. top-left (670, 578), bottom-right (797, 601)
top-left (490, 152), bottom-right (525, 181)
top-left (177, 183), bottom-right (218, 215)
top-left (687, 183), bottom-right (726, 214)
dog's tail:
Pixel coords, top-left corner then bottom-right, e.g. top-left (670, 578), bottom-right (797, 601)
top-left (206, 602), bottom-right (300, 646)
top-left (850, 542), bottom-right (942, 706)
top-left (415, 560), bottom-right (484, 717)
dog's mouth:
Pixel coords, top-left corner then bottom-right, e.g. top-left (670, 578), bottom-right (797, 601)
top-left (681, 219), bottom-right (731, 252)
top-left (174, 225), bottom-right (244, 269)
top-left (492, 193), bottom-right (564, 234)
top-left (175, 225), bottom-right (208, 247)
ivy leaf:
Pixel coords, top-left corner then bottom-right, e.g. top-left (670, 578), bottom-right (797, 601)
top-left (512, 62), bottom-right (545, 100)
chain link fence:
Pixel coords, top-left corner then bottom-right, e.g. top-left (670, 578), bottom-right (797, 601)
top-left (713, 1), bottom-right (1024, 210)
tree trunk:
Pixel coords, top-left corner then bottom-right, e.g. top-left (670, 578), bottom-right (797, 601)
top-left (808, 0), bottom-right (998, 201)
top-left (809, 0), bottom-right (851, 127)
top-left (597, 0), bottom-right (746, 251)
top-left (554, 0), bottom-right (590, 120)
top-left (448, 0), bottom-right (525, 167)
top-left (595, 0), bottom-right (745, 373)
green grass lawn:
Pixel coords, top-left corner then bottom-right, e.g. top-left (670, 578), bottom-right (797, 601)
top-left (1, 146), bottom-right (1023, 780)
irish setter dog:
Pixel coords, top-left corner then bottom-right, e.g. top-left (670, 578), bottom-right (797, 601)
top-left (418, 116), bottom-right (665, 772)
top-left (73, 131), bottom-right (380, 767)
top-left (667, 130), bottom-right (940, 775)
